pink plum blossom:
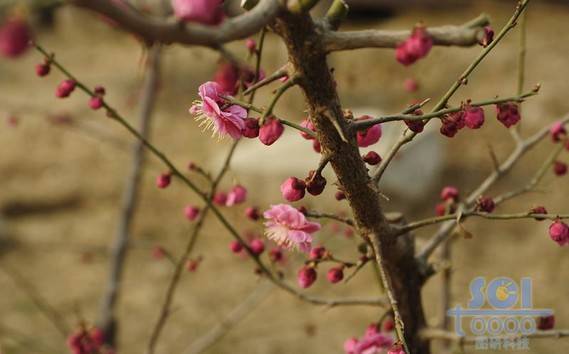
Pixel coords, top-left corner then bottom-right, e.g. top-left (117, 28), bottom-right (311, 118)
top-left (263, 204), bottom-right (321, 252)
top-left (190, 81), bottom-right (247, 139)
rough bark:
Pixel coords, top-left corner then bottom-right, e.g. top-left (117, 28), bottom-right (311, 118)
top-left (274, 13), bottom-right (430, 354)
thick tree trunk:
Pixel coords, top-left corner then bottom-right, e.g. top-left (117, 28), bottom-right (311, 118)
top-left (274, 13), bottom-right (430, 354)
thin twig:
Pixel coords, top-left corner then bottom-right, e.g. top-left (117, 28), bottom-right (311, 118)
top-left (145, 140), bottom-right (240, 354)
top-left (242, 64), bottom-right (290, 96)
top-left (248, 27), bottom-right (267, 103)
top-left (183, 281), bottom-right (273, 354)
top-left (354, 90), bottom-right (537, 130)
top-left (259, 77), bottom-right (298, 125)
top-left (304, 211), bottom-right (354, 226)
top-left (493, 141), bottom-right (566, 204)
top-left (98, 44), bottom-right (162, 348)
top-left (398, 211), bottom-right (569, 235)
top-left (0, 263), bottom-right (69, 339)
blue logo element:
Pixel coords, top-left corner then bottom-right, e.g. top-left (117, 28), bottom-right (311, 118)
top-left (447, 277), bottom-right (553, 338)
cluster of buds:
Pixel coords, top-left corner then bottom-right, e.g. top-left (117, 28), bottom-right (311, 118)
top-left (297, 246), bottom-right (350, 287)
top-left (435, 186), bottom-right (459, 216)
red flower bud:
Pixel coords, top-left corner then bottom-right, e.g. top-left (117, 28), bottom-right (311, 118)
top-left (35, 63), bottom-right (50, 77)
top-left (496, 102), bottom-right (521, 128)
top-left (476, 196), bottom-right (495, 213)
top-left (553, 161), bottom-right (567, 176)
top-left (297, 266), bottom-right (317, 288)
top-left (259, 117), bottom-right (284, 146)
top-left (479, 26), bottom-right (494, 47)
top-left (89, 96), bottom-right (104, 110)
top-left (530, 206), bottom-right (548, 221)
top-left (549, 220), bottom-right (569, 246)
top-left (229, 240), bottom-right (243, 253)
top-left (280, 177), bottom-right (306, 202)
top-left (537, 315), bottom-right (555, 330)
top-left (156, 173), bottom-right (171, 188)
top-left (242, 118), bottom-right (260, 138)
top-left (363, 151), bottom-right (382, 165)
top-left (184, 205), bottom-right (200, 221)
top-left (464, 105), bottom-right (485, 129)
top-left (245, 206), bottom-right (260, 221)
top-left (305, 170), bottom-right (327, 196)
top-left (309, 246), bottom-right (326, 261)
top-left (440, 186), bottom-right (459, 202)
top-left (326, 267), bottom-right (344, 284)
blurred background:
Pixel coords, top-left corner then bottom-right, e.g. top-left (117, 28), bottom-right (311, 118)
top-left (1, 0), bottom-right (568, 353)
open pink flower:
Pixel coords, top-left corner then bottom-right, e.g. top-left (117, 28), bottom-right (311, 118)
top-left (190, 81), bottom-right (247, 139)
top-left (171, 0), bottom-right (224, 25)
top-left (263, 204), bottom-right (321, 252)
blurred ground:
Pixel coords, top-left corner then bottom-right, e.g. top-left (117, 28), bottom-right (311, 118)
top-left (1, 1), bottom-right (569, 353)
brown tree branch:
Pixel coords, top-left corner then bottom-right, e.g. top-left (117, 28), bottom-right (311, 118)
top-left (70, 0), bottom-right (282, 47)
top-left (98, 44), bottom-right (162, 349)
top-left (274, 12), bottom-right (428, 353)
top-left (323, 14), bottom-right (490, 52)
